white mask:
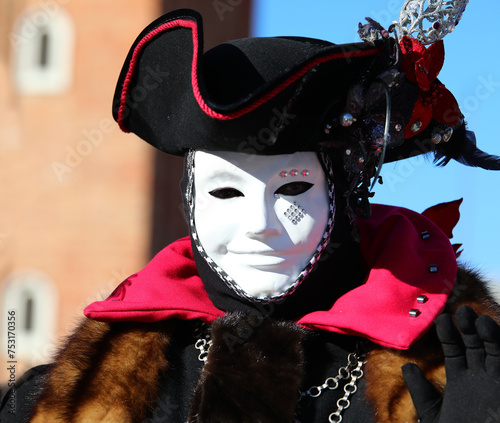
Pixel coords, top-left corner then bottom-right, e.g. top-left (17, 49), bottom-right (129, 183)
top-left (192, 150), bottom-right (333, 300)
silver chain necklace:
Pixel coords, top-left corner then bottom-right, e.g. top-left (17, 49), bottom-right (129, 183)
top-left (300, 352), bottom-right (365, 423)
top-left (194, 337), bottom-right (211, 363)
top-left (195, 334), bottom-right (365, 423)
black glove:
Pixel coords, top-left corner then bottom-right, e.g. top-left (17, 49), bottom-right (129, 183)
top-left (402, 305), bottom-right (500, 422)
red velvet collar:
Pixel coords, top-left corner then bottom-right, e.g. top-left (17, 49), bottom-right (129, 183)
top-left (84, 202), bottom-right (460, 350)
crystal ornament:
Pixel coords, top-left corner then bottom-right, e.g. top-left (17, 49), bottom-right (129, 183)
top-left (340, 113), bottom-right (355, 127)
top-left (396, 0), bottom-right (469, 45)
top-left (284, 202), bottom-right (306, 225)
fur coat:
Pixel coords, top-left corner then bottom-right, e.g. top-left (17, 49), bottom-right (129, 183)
top-left (4, 202), bottom-right (497, 422)
top-left (25, 266), bottom-right (500, 423)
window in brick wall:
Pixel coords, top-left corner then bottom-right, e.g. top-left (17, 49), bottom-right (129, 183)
top-left (1, 270), bottom-right (58, 365)
top-left (12, 6), bottom-right (75, 95)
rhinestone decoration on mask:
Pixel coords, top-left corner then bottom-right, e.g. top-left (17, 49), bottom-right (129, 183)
top-left (284, 202), bottom-right (306, 225)
top-left (185, 150), bottom-right (336, 302)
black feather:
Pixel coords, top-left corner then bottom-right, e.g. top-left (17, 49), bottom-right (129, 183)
top-left (434, 126), bottom-right (500, 170)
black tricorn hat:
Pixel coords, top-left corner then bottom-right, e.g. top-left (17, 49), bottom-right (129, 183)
top-left (112, 9), bottom-right (392, 156)
top-left (112, 8), bottom-right (500, 214)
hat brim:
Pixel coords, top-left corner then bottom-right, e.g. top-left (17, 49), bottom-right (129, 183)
top-left (112, 9), bottom-right (384, 155)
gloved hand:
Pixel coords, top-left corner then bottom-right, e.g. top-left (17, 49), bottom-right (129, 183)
top-left (402, 305), bottom-right (500, 422)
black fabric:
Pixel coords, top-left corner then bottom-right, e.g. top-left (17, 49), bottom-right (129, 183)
top-left (201, 36), bottom-right (335, 108)
top-left (152, 320), bottom-right (374, 422)
top-left (402, 306), bottom-right (500, 422)
top-left (151, 320), bottom-right (205, 422)
top-left (0, 364), bottom-right (48, 423)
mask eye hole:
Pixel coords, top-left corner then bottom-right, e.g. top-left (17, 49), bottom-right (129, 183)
top-left (209, 188), bottom-right (244, 199)
top-left (275, 182), bottom-right (313, 196)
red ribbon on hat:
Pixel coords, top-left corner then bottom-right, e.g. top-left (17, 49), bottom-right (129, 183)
top-left (400, 36), bottom-right (461, 139)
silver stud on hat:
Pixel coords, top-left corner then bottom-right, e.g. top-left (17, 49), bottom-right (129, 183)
top-left (411, 120), bottom-right (423, 132)
top-left (431, 133), bottom-right (442, 144)
top-left (340, 113), bottom-right (355, 127)
top-left (442, 127), bottom-right (454, 142)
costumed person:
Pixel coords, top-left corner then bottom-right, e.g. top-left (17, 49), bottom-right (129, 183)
top-left (3, 2), bottom-right (500, 422)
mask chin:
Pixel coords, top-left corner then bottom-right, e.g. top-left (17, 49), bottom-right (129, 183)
top-left (227, 267), bottom-right (303, 300)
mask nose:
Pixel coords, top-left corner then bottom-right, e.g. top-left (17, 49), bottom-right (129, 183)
top-left (244, 194), bottom-right (281, 239)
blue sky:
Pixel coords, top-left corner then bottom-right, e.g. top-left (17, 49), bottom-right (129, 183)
top-left (251, 1), bottom-right (500, 285)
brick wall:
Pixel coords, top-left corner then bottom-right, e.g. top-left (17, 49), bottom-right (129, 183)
top-left (0, 0), bottom-right (162, 383)
top-left (0, 0), bottom-right (252, 387)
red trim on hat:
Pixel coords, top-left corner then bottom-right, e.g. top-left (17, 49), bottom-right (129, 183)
top-left (117, 19), bottom-right (384, 131)
top-left (118, 20), bottom-right (199, 132)
top-left (208, 45), bottom-right (384, 121)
